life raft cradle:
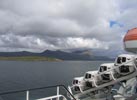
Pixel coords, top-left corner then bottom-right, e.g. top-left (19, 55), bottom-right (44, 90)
top-left (68, 59), bottom-right (137, 98)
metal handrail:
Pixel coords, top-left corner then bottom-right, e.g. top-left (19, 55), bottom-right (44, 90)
top-left (0, 84), bottom-right (76, 100)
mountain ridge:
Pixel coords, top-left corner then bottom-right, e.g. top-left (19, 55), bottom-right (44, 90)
top-left (0, 49), bottom-right (114, 61)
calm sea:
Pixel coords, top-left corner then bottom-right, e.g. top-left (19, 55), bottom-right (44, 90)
top-left (0, 61), bottom-right (112, 100)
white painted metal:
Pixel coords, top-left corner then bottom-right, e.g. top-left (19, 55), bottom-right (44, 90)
top-left (84, 70), bottom-right (98, 88)
top-left (72, 76), bottom-right (86, 92)
top-left (124, 41), bottom-right (137, 53)
top-left (98, 63), bottom-right (115, 82)
top-left (37, 94), bottom-right (67, 100)
top-left (57, 86), bottom-right (59, 100)
top-left (114, 54), bottom-right (136, 76)
top-left (70, 59), bottom-right (137, 99)
top-left (26, 91), bottom-right (29, 100)
top-left (57, 86), bottom-right (59, 95)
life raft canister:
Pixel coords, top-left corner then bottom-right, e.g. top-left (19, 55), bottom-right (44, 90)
top-left (124, 28), bottom-right (137, 53)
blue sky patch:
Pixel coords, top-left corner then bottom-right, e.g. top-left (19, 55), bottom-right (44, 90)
top-left (109, 20), bottom-right (124, 28)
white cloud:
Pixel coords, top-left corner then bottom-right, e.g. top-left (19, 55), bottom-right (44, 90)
top-left (64, 37), bottom-right (109, 50)
top-left (0, 0), bottom-right (136, 52)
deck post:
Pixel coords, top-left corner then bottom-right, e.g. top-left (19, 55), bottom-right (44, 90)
top-left (26, 91), bottom-right (29, 100)
top-left (57, 86), bottom-right (59, 100)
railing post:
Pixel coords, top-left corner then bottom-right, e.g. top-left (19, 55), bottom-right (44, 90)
top-left (26, 91), bottom-right (29, 100)
top-left (57, 86), bottom-right (59, 100)
top-left (57, 86), bottom-right (59, 95)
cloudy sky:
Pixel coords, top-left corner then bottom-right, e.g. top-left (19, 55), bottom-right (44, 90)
top-left (0, 0), bottom-right (137, 52)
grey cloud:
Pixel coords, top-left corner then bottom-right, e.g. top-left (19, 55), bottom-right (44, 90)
top-left (0, 0), bottom-right (136, 52)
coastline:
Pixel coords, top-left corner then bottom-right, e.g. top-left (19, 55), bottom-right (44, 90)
top-left (0, 56), bottom-right (62, 62)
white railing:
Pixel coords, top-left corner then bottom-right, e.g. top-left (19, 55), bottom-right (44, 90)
top-left (37, 94), bottom-right (67, 100)
top-left (37, 86), bottom-right (67, 100)
top-left (0, 85), bottom-right (76, 100)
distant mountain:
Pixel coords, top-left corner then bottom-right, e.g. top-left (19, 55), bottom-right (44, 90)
top-left (0, 50), bottom-right (113, 61)
top-left (72, 50), bottom-right (92, 56)
top-left (89, 49), bottom-right (127, 59)
top-left (66, 48), bottom-right (128, 59)
top-left (0, 51), bottom-right (36, 57)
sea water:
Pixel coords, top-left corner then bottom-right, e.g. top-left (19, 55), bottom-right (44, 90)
top-left (0, 61), bottom-right (112, 100)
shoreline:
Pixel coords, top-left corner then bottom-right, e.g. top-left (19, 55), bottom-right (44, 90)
top-left (0, 56), bottom-right (62, 62)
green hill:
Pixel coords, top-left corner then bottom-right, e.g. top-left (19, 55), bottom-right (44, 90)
top-left (0, 56), bottom-right (61, 61)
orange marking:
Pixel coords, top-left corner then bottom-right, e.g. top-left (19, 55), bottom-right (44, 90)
top-left (124, 28), bottom-right (137, 41)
